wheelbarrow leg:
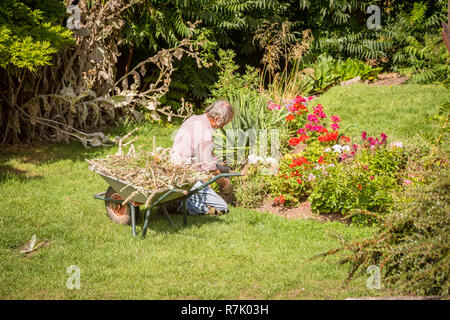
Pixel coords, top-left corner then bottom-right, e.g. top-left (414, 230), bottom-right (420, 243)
top-left (161, 205), bottom-right (176, 227)
top-left (141, 205), bottom-right (155, 238)
top-left (129, 204), bottom-right (136, 237)
top-left (182, 198), bottom-right (188, 225)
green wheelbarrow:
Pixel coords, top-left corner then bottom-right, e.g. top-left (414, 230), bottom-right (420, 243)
top-left (90, 167), bottom-right (241, 238)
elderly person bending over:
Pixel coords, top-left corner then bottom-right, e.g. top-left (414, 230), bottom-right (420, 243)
top-left (170, 100), bottom-right (235, 215)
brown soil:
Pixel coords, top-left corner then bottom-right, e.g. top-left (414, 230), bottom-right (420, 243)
top-left (255, 198), bottom-right (344, 223)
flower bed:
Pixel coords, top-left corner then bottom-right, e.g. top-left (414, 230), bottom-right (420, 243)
top-left (240, 95), bottom-right (409, 217)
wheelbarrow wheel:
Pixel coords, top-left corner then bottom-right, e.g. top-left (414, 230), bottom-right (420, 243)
top-left (105, 186), bottom-right (131, 225)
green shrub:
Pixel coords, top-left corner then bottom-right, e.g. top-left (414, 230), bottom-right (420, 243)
top-left (0, 0), bottom-right (74, 72)
top-left (308, 159), bottom-right (400, 215)
top-left (303, 54), bottom-right (383, 93)
top-left (314, 166), bottom-right (450, 296)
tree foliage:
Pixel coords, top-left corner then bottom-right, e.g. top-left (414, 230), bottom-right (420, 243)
top-left (0, 0), bottom-right (74, 72)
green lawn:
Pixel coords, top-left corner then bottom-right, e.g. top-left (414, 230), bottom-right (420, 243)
top-left (316, 84), bottom-right (450, 150)
top-left (0, 84), bottom-right (448, 299)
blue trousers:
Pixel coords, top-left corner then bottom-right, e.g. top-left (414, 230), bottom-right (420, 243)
top-left (178, 181), bottom-right (228, 215)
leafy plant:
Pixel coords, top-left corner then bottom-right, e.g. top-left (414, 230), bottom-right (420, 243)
top-left (335, 58), bottom-right (382, 82)
top-left (313, 166), bottom-right (450, 296)
top-left (234, 165), bottom-right (271, 208)
top-left (0, 0), bottom-right (74, 72)
top-left (303, 54), bottom-right (383, 93)
top-left (306, 0), bottom-right (449, 86)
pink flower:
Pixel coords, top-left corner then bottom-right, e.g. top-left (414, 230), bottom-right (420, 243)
top-left (331, 115), bottom-right (340, 123)
top-left (331, 123), bottom-right (340, 131)
top-left (370, 176), bottom-right (374, 180)
top-left (404, 179), bottom-right (413, 185)
top-left (294, 96), bottom-right (307, 104)
top-left (361, 132), bottom-right (367, 140)
top-left (313, 125), bottom-right (324, 132)
top-left (307, 114), bottom-right (319, 123)
top-left (313, 105), bottom-right (327, 119)
top-left (267, 101), bottom-right (281, 110)
top-left (305, 122), bottom-right (314, 131)
top-left (380, 133), bottom-right (387, 144)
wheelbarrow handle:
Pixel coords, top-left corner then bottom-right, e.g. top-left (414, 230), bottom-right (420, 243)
top-left (186, 172), bottom-right (242, 198)
top-left (213, 172), bottom-right (243, 179)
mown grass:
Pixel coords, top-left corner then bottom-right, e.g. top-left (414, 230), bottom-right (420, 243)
top-left (316, 84), bottom-right (450, 150)
top-left (1, 84), bottom-right (447, 300)
top-left (0, 140), bottom-right (381, 299)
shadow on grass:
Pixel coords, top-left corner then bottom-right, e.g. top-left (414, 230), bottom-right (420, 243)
top-left (0, 143), bottom-right (108, 165)
top-left (0, 143), bottom-right (103, 186)
top-left (0, 120), bottom-right (180, 167)
top-left (0, 164), bottom-right (44, 183)
top-left (131, 209), bottom-right (224, 236)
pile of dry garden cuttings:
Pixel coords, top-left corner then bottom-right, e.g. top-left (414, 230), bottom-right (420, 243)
top-left (86, 147), bottom-right (213, 206)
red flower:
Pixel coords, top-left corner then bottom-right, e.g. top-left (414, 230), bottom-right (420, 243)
top-left (289, 134), bottom-right (309, 146)
top-left (357, 185), bottom-right (362, 190)
top-left (299, 134), bottom-right (310, 142)
top-left (286, 114), bottom-right (295, 122)
top-left (318, 131), bottom-right (339, 143)
top-left (290, 157), bottom-right (310, 168)
top-left (318, 155), bottom-right (325, 164)
top-left (296, 179), bottom-right (303, 184)
top-left (340, 136), bottom-right (350, 143)
top-left (274, 195), bottom-right (285, 205)
top-left (318, 127), bottom-right (329, 134)
top-left (289, 137), bottom-right (300, 146)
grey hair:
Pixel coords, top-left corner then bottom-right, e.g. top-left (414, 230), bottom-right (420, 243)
top-left (205, 100), bottom-right (234, 126)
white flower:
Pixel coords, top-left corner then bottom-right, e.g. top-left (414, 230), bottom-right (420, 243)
top-left (248, 154), bottom-right (264, 164)
top-left (264, 157), bottom-right (278, 165)
top-left (332, 144), bottom-right (342, 153)
top-left (324, 147), bottom-right (332, 153)
top-left (390, 142), bottom-right (403, 148)
top-left (342, 145), bottom-right (351, 152)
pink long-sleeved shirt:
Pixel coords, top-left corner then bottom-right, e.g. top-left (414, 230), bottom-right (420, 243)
top-left (170, 113), bottom-right (217, 171)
